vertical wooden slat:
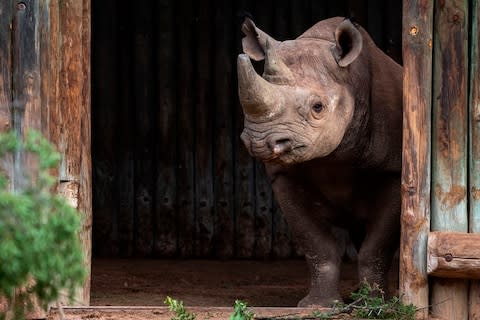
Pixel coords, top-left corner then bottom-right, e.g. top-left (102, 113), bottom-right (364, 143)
top-left (430, 0), bottom-right (469, 318)
top-left (0, 0), bottom-right (13, 135)
top-left (367, 0), bottom-right (384, 48)
top-left (234, 0), bottom-right (256, 258)
top-left (213, 0), bottom-right (234, 259)
top-left (400, 0), bottom-right (433, 317)
top-left (469, 0), bottom-right (480, 317)
top-left (271, 0), bottom-right (292, 259)
top-left (91, 0), bottom-right (118, 256)
top-left (79, 0), bottom-right (92, 304)
top-left (116, 2), bottom-right (134, 257)
top-left (270, 3), bottom-right (293, 259)
top-left (153, 0), bottom-right (177, 257)
top-left (252, 0), bottom-right (274, 259)
top-left (176, 0), bottom-right (196, 257)
top-left (49, 0), bottom-right (92, 304)
top-left (132, 0), bottom-right (155, 256)
top-left (194, 0), bottom-right (215, 257)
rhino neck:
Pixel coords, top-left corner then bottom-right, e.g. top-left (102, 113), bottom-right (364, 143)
top-left (332, 37), bottom-right (403, 172)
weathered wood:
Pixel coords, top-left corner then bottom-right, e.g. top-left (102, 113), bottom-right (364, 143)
top-left (153, 0), bottom-right (177, 257)
top-left (212, 0), bottom-right (234, 259)
top-left (90, 0), bottom-right (118, 256)
top-left (430, 0), bottom-right (469, 318)
top-left (400, 0), bottom-right (433, 316)
top-left (427, 231), bottom-right (480, 279)
top-left (234, 0), bottom-right (256, 258)
top-left (116, 2), bottom-right (134, 257)
top-left (252, 0), bottom-right (274, 259)
top-left (46, 0), bottom-right (92, 304)
top-left (132, 0), bottom-right (155, 256)
top-left (176, 0), bottom-right (196, 257)
top-left (194, 0), bottom-right (215, 257)
top-left (469, 1), bottom-right (480, 318)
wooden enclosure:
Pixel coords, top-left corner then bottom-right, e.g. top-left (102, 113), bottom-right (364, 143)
top-left (91, 0), bottom-right (402, 259)
top-left (1, 0), bottom-right (480, 318)
top-left (401, 0), bottom-right (480, 319)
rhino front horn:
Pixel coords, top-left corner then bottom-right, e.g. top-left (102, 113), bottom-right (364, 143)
top-left (263, 40), bottom-right (294, 85)
top-left (237, 54), bottom-right (284, 118)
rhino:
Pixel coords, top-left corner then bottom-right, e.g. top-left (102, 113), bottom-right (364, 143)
top-left (237, 17), bottom-right (403, 307)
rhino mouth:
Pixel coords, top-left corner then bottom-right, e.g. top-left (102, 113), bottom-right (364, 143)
top-left (252, 144), bottom-right (307, 164)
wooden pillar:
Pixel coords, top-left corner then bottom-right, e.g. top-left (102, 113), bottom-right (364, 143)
top-left (430, 0), bottom-right (469, 319)
top-left (48, 0), bottom-right (92, 305)
top-left (469, 0), bottom-right (480, 317)
top-left (400, 0), bottom-right (433, 318)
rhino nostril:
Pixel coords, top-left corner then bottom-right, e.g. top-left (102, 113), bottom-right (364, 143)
top-left (271, 138), bottom-right (293, 155)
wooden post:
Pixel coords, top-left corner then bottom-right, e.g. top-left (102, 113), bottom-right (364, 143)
top-left (430, 0), bottom-right (469, 319)
top-left (47, 0), bottom-right (92, 305)
top-left (469, 0), bottom-right (480, 317)
top-left (400, 0), bottom-right (433, 317)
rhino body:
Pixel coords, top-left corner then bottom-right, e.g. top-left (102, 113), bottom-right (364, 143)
top-left (237, 17), bottom-right (402, 307)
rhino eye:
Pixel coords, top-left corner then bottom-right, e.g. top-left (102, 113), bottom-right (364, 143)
top-left (312, 103), bottom-right (324, 113)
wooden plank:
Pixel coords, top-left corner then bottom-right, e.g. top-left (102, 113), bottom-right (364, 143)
top-left (234, 0), bottom-right (256, 258)
top-left (367, 0), bottom-right (384, 48)
top-left (252, 0), bottom-right (274, 259)
top-left (46, 0), bottom-right (92, 304)
top-left (0, 0), bottom-right (13, 172)
top-left (176, 0), bottom-right (196, 257)
top-left (427, 231), bottom-right (480, 279)
top-left (153, 0), bottom-right (177, 257)
top-left (116, 2), bottom-right (134, 257)
top-left (399, 0), bottom-right (433, 317)
top-left (90, 0), bottom-right (118, 256)
top-left (132, 0), bottom-right (154, 256)
top-left (430, 0), bottom-right (469, 319)
top-left (384, 0), bottom-right (402, 63)
top-left (469, 0), bottom-right (480, 317)
top-left (212, 0), bottom-right (234, 259)
top-left (193, 0), bottom-right (215, 257)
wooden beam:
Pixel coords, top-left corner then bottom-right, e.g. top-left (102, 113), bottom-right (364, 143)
top-left (399, 0), bottom-right (433, 318)
top-left (428, 231), bottom-right (480, 279)
top-left (430, 0), bottom-right (469, 319)
top-left (469, 0), bottom-right (480, 317)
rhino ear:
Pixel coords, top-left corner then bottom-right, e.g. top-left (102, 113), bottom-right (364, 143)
top-left (332, 19), bottom-right (363, 67)
top-left (241, 18), bottom-right (280, 61)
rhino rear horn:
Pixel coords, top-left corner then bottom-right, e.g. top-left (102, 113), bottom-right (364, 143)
top-left (241, 18), bottom-right (280, 61)
top-left (332, 19), bottom-right (363, 67)
top-left (263, 39), bottom-right (295, 85)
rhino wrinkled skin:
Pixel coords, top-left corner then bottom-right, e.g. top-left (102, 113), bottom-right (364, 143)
top-left (237, 17), bottom-right (402, 307)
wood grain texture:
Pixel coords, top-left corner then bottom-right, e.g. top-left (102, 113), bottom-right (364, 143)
top-left (430, 0), bottom-right (469, 318)
top-left (90, 0), bottom-right (118, 256)
top-left (194, 0), bottom-right (215, 257)
top-left (176, 0), bottom-right (196, 257)
top-left (116, 2), bottom-right (134, 257)
top-left (212, 0), bottom-right (234, 259)
top-left (234, 0), bottom-right (256, 258)
top-left (132, 0), bottom-right (154, 256)
top-left (469, 0), bottom-right (480, 317)
top-left (47, 0), bottom-right (92, 304)
top-left (400, 0), bottom-right (433, 316)
top-left (153, 0), bottom-right (177, 257)
top-left (428, 231), bottom-right (480, 279)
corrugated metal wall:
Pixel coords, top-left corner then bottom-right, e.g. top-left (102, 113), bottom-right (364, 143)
top-left (91, 0), bottom-right (402, 258)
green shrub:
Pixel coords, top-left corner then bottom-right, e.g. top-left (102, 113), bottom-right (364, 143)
top-left (0, 131), bottom-right (86, 319)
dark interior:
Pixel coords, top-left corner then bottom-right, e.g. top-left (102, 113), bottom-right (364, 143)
top-left (90, 0), bottom-right (402, 306)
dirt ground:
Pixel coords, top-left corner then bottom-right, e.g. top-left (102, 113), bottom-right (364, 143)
top-left (46, 258), bottom-right (399, 319)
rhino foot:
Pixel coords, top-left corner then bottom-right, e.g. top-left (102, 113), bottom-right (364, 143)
top-left (297, 292), bottom-right (343, 308)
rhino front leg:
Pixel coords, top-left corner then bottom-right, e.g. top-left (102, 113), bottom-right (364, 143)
top-left (268, 168), bottom-right (342, 307)
top-left (357, 176), bottom-right (400, 294)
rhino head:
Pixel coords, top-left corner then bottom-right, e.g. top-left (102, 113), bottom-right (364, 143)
top-left (238, 17), bottom-right (368, 165)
